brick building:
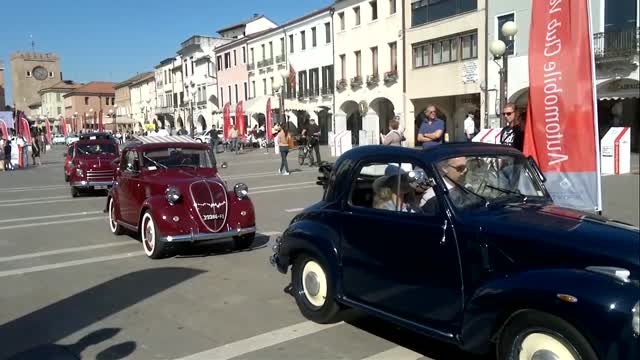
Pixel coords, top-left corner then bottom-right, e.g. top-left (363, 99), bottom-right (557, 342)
top-left (63, 82), bottom-right (116, 131)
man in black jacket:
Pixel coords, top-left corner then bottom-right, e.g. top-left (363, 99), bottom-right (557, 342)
top-left (302, 119), bottom-right (322, 166)
top-left (500, 103), bottom-right (524, 152)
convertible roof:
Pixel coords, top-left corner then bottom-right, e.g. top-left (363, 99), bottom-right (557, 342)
top-left (132, 135), bottom-right (198, 144)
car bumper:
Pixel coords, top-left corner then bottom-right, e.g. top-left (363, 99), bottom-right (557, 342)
top-left (160, 226), bottom-right (256, 243)
top-left (70, 181), bottom-right (113, 188)
top-left (269, 236), bottom-right (289, 274)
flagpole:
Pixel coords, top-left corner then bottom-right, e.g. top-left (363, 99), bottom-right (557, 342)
top-left (587, 0), bottom-right (603, 213)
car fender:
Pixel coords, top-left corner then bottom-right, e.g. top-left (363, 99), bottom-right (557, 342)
top-left (460, 268), bottom-right (639, 356)
top-left (138, 195), bottom-right (199, 236)
top-left (278, 220), bottom-right (341, 288)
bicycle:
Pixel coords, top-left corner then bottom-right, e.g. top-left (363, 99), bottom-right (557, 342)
top-left (297, 136), bottom-right (315, 166)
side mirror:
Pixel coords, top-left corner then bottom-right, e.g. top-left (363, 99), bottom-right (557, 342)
top-left (527, 156), bottom-right (546, 183)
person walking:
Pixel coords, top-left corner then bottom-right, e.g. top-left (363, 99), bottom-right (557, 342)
top-left (277, 126), bottom-right (292, 176)
top-left (500, 103), bottom-right (524, 152)
top-left (381, 117), bottom-right (404, 146)
top-left (417, 105), bottom-right (445, 149)
top-left (302, 119), bottom-right (322, 165)
top-left (464, 112), bottom-right (476, 142)
top-left (31, 138), bottom-right (41, 166)
top-left (229, 126), bottom-right (239, 154)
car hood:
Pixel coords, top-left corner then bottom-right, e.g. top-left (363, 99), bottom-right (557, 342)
top-left (141, 168), bottom-right (220, 186)
top-left (467, 204), bottom-right (640, 274)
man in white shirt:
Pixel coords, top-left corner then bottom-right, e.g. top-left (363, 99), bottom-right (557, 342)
top-left (464, 112), bottom-right (476, 142)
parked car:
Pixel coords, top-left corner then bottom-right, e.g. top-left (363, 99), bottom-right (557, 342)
top-left (195, 129), bottom-right (224, 144)
top-left (52, 134), bottom-right (66, 145)
top-left (271, 144), bottom-right (640, 360)
top-left (68, 139), bottom-right (119, 197)
top-left (65, 134), bottom-right (80, 145)
top-left (106, 135), bottom-right (256, 259)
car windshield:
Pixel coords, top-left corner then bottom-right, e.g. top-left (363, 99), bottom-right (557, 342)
top-left (435, 154), bottom-right (547, 210)
top-left (76, 143), bottom-right (117, 155)
top-left (142, 147), bottom-right (214, 169)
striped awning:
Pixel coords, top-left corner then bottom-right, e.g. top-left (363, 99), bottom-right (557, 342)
top-left (133, 135), bottom-right (198, 144)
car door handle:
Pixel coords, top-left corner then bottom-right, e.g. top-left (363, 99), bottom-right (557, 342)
top-left (440, 220), bottom-right (448, 245)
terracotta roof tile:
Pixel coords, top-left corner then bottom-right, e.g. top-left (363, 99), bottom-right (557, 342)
top-left (65, 81), bottom-right (115, 96)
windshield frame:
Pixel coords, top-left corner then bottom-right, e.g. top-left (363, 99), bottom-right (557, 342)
top-left (430, 151), bottom-right (552, 213)
top-left (142, 146), bottom-right (216, 171)
top-left (75, 142), bottom-right (118, 156)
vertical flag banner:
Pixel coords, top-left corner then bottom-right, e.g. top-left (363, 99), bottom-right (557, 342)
top-left (0, 120), bottom-right (8, 140)
top-left (223, 103), bottom-right (231, 140)
top-left (60, 116), bottom-right (68, 137)
top-left (99, 110), bottom-right (104, 132)
top-left (45, 118), bottom-right (52, 144)
top-left (236, 101), bottom-right (245, 138)
top-left (524, 0), bottom-right (602, 212)
top-left (266, 98), bottom-right (273, 141)
top-left (83, 113), bottom-right (87, 131)
top-left (21, 115), bottom-right (32, 143)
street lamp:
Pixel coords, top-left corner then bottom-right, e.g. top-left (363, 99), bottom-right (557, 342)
top-left (189, 81), bottom-right (196, 137)
top-left (271, 69), bottom-right (289, 128)
top-left (89, 108), bottom-right (94, 130)
top-left (489, 20), bottom-right (518, 127)
top-left (73, 112), bottom-right (78, 133)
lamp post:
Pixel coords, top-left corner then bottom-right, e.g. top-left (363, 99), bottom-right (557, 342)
top-left (189, 81), bottom-right (196, 137)
top-left (73, 112), bottom-right (78, 133)
top-left (271, 69), bottom-right (290, 128)
top-left (89, 108), bottom-right (94, 130)
top-left (489, 21), bottom-right (518, 127)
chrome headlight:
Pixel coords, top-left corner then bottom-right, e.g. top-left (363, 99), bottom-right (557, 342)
top-left (165, 186), bottom-right (181, 205)
top-left (633, 302), bottom-right (639, 336)
top-left (234, 183), bottom-right (249, 198)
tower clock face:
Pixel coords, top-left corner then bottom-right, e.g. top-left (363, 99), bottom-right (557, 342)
top-left (33, 66), bottom-right (48, 80)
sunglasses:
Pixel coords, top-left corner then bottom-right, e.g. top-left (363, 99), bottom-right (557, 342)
top-left (427, 110), bottom-right (436, 114)
top-left (448, 164), bottom-right (467, 172)
top-left (502, 112), bottom-right (514, 116)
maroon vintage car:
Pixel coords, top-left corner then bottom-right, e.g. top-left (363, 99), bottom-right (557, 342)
top-left (107, 136), bottom-right (255, 259)
top-left (68, 139), bottom-right (119, 197)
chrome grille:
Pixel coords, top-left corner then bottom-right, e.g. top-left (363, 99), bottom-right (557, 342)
top-left (86, 169), bottom-right (114, 181)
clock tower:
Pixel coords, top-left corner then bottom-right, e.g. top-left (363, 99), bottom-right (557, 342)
top-left (10, 52), bottom-right (61, 112)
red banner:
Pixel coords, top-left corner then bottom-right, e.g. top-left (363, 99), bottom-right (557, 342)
top-left (236, 101), bottom-right (245, 137)
top-left (223, 103), bottom-right (231, 139)
top-left (266, 98), bottom-right (273, 141)
top-left (60, 116), bottom-right (68, 137)
top-left (21, 115), bottom-right (32, 143)
top-left (524, 0), bottom-right (601, 211)
top-left (45, 118), bottom-right (52, 144)
top-left (0, 120), bottom-right (8, 140)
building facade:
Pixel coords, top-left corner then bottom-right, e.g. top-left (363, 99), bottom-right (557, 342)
top-left (487, 0), bottom-right (639, 151)
top-left (333, 0), bottom-right (404, 145)
top-left (405, 0), bottom-right (486, 146)
top-left (154, 57), bottom-right (179, 131)
top-left (178, 35), bottom-right (232, 133)
top-left (129, 72), bottom-right (156, 131)
top-left (63, 82), bottom-right (116, 131)
top-left (38, 80), bottom-right (81, 120)
top-left (0, 61), bottom-right (5, 109)
top-left (10, 52), bottom-right (62, 112)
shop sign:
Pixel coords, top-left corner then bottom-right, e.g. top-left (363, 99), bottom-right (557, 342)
top-left (462, 60), bottom-right (479, 83)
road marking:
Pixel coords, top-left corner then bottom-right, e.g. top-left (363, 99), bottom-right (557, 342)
top-left (223, 170), bottom-right (312, 181)
top-left (285, 208), bottom-right (304, 213)
top-left (0, 195), bottom-right (70, 204)
top-left (174, 321), bottom-right (342, 360)
top-left (0, 185), bottom-right (68, 193)
top-left (251, 185), bottom-right (317, 195)
top-left (0, 211), bottom-right (103, 224)
top-left (0, 242), bottom-right (134, 263)
top-left (0, 198), bottom-right (96, 208)
top-left (0, 252), bottom-right (141, 278)
top-left (250, 182), bottom-right (316, 190)
top-left (361, 346), bottom-right (426, 360)
top-left (0, 216), bottom-right (105, 231)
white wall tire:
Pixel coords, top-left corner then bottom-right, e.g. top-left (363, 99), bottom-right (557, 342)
top-left (498, 310), bottom-right (598, 360)
top-left (140, 212), bottom-right (166, 259)
top-left (108, 198), bottom-right (125, 235)
top-left (292, 254), bottom-right (341, 324)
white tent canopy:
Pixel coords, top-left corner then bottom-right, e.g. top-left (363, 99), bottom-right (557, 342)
top-left (243, 96), bottom-right (320, 114)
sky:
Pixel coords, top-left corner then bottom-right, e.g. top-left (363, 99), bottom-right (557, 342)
top-left (0, 0), bottom-right (333, 105)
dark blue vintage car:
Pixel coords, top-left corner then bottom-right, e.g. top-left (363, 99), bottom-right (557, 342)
top-left (271, 143), bottom-right (639, 360)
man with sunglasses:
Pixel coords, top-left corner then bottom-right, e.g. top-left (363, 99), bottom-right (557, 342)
top-left (500, 103), bottom-right (524, 151)
top-left (417, 105), bottom-right (445, 149)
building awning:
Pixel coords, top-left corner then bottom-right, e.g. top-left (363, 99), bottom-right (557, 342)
top-left (597, 78), bottom-right (639, 100)
top-left (243, 96), bottom-right (320, 114)
top-left (112, 117), bottom-right (139, 124)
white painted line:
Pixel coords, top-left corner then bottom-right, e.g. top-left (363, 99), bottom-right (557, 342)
top-left (0, 195), bottom-right (71, 204)
top-left (250, 182), bottom-right (316, 190)
top-left (0, 211), bottom-right (103, 224)
top-left (250, 185), bottom-right (317, 195)
top-left (174, 321), bottom-right (342, 360)
top-left (0, 185), bottom-right (68, 193)
top-left (284, 208), bottom-right (304, 213)
top-left (0, 198), bottom-right (95, 208)
top-left (0, 252), bottom-right (141, 278)
top-left (0, 184), bottom-right (67, 191)
top-left (361, 346), bottom-right (426, 360)
top-left (0, 216), bottom-right (106, 231)
top-left (0, 242), bottom-right (134, 263)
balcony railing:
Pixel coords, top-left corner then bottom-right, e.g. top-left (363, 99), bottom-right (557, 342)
top-left (247, 63), bottom-right (255, 71)
top-left (264, 58), bottom-right (274, 67)
top-left (257, 60), bottom-right (265, 68)
top-left (336, 79), bottom-right (347, 91)
top-left (321, 87), bottom-right (334, 96)
top-left (594, 28), bottom-right (639, 59)
top-left (298, 89), bottom-right (309, 99)
top-left (350, 76), bottom-right (363, 89)
top-left (308, 89), bottom-right (319, 98)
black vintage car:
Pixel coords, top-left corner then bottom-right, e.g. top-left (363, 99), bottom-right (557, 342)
top-left (270, 143), bottom-right (639, 360)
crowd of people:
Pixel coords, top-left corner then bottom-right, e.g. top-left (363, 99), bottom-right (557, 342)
top-left (1, 131), bottom-right (49, 171)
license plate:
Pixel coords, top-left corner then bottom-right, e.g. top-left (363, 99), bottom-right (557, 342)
top-left (95, 185), bottom-right (108, 190)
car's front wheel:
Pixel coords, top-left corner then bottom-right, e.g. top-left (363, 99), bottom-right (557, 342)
top-left (498, 310), bottom-right (598, 360)
top-left (291, 254), bottom-right (341, 324)
top-left (140, 212), bottom-right (167, 259)
top-left (108, 197), bottom-right (125, 235)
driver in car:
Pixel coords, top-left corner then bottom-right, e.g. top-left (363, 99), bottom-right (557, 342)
top-left (421, 157), bottom-right (480, 210)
